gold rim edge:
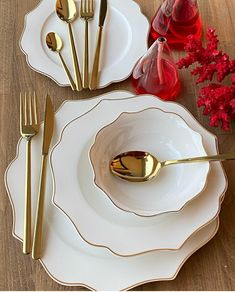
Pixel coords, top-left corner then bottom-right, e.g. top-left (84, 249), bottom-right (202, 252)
top-left (37, 218), bottom-right (220, 291)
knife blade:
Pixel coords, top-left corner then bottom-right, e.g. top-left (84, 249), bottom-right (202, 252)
top-left (42, 95), bottom-right (54, 155)
top-left (32, 95), bottom-right (54, 260)
top-left (99, 0), bottom-right (107, 27)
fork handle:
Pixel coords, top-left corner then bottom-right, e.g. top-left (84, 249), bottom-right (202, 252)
top-left (32, 154), bottom-right (47, 260)
top-left (83, 20), bottom-right (89, 89)
top-left (23, 139), bottom-right (32, 254)
top-left (90, 26), bottom-right (103, 90)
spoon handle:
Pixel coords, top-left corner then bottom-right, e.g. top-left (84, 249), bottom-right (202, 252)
top-left (58, 52), bottom-right (76, 91)
top-left (163, 152), bottom-right (235, 167)
top-left (68, 23), bottom-right (83, 91)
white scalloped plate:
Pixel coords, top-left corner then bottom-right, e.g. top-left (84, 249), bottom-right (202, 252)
top-left (20, 0), bottom-right (149, 88)
top-left (5, 91), bottom-right (223, 290)
top-left (51, 95), bottom-right (227, 256)
top-left (90, 108), bottom-right (210, 217)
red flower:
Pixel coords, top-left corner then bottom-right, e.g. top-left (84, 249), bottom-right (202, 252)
top-left (177, 28), bottom-right (235, 130)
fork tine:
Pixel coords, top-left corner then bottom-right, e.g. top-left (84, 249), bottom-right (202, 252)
top-left (80, 0), bottom-right (83, 12)
top-left (88, 0), bottom-right (91, 12)
top-left (33, 92), bottom-right (38, 125)
top-left (91, 0), bottom-right (94, 12)
top-left (20, 93), bottom-right (24, 130)
top-left (24, 93), bottom-right (28, 125)
top-left (29, 93), bottom-right (33, 125)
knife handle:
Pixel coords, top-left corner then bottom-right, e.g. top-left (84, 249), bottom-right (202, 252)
top-left (23, 139), bottom-right (32, 254)
top-left (32, 154), bottom-right (47, 260)
top-left (89, 26), bottom-right (103, 90)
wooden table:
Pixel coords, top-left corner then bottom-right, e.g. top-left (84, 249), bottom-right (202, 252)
top-left (1, 0), bottom-right (235, 290)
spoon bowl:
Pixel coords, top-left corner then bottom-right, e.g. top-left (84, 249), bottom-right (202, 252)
top-left (56, 0), bottom-right (77, 23)
top-left (111, 151), bottom-right (161, 182)
top-left (46, 32), bottom-right (63, 52)
top-left (46, 32), bottom-right (76, 91)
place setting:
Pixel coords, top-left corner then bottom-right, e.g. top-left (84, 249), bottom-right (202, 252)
top-left (20, 0), bottom-right (149, 90)
top-left (4, 0), bottom-right (235, 290)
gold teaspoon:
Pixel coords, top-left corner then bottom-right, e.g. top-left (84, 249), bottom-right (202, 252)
top-left (110, 150), bottom-right (235, 182)
top-left (56, 0), bottom-right (83, 91)
top-left (46, 32), bottom-right (76, 91)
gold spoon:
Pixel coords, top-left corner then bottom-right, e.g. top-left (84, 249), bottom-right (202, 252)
top-left (111, 150), bottom-right (235, 182)
top-left (46, 32), bottom-right (76, 91)
top-left (56, 0), bottom-right (83, 91)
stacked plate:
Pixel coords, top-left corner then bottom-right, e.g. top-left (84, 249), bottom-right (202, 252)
top-left (5, 91), bottom-right (227, 290)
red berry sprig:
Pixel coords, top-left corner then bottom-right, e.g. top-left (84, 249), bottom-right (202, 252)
top-left (177, 28), bottom-right (235, 131)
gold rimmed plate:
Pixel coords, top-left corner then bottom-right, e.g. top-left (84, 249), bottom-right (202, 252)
top-left (20, 0), bottom-right (149, 89)
top-left (5, 91), bottom-right (226, 289)
top-left (50, 94), bottom-right (227, 257)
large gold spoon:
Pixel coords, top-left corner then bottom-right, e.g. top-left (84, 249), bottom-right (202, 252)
top-left (111, 150), bottom-right (235, 182)
top-left (56, 0), bottom-right (83, 91)
top-left (46, 32), bottom-right (76, 91)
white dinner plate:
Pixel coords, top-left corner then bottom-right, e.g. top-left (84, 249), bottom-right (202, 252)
top-left (90, 108), bottom-right (209, 217)
top-left (20, 0), bottom-right (149, 88)
top-left (50, 95), bottom-right (227, 256)
top-left (5, 91), bottom-right (221, 290)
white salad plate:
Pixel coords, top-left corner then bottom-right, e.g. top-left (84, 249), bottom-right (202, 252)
top-left (90, 108), bottom-right (210, 217)
top-left (5, 91), bottom-right (224, 290)
top-left (50, 95), bottom-right (227, 256)
top-left (20, 0), bottom-right (149, 89)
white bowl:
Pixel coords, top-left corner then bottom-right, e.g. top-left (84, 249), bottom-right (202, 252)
top-left (90, 108), bottom-right (210, 217)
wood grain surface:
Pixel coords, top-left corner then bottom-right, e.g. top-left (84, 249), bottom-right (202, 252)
top-left (0, 0), bottom-right (235, 290)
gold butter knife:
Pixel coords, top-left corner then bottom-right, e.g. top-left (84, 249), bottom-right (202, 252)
top-left (32, 95), bottom-right (54, 260)
top-left (89, 0), bottom-right (107, 90)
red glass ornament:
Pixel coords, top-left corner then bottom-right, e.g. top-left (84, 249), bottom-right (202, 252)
top-left (150, 0), bottom-right (201, 49)
top-left (132, 37), bottom-right (181, 101)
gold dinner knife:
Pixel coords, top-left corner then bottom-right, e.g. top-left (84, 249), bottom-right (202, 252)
top-left (32, 95), bottom-right (54, 260)
top-left (89, 0), bottom-right (107, 90)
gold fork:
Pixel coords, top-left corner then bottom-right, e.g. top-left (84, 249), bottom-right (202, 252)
top-left (80, 0), bottom-right (94, 88)
top-left (20, 92), bottom-right (39, 254)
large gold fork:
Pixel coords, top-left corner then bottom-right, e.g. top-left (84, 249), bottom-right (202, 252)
top-left (80, 0), bottom-right (94, 88)
top-left (20, 92), bottom-right (39, 254)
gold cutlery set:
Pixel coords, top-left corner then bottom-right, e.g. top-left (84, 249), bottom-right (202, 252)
top-left (21, 93), bottom-right (54, 259)
top-left (46, 0), bottom-right (107, 91)
top-left (21, 0), bottom-right (108, 260)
